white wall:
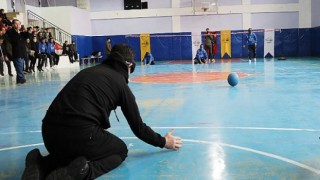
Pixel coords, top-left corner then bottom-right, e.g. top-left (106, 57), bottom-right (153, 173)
top-left (311, 0), bottom-right (320, 27)
top-left (0, 0), bottom-right (8, 11)
top-left (20, 0), bottom-right (313, 36)
top-left (89, 0), bottom-right (311, 35)
top-left (251, 0), bottom-right (298, 4)
top-left (26, 5), bottom-right (91, 35)
top-left (91, 17), bottom-right (172, 35)
top-left (181, 14), bottom-right (243, 32)
top-left (252, 12), bottom-right (299, 29)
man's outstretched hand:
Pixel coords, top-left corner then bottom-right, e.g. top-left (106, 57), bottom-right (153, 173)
top-left (164, 129), bottom-right (182, 150)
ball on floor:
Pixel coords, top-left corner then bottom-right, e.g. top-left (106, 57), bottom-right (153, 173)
top-left (227, 73), bottom-right (239, 87)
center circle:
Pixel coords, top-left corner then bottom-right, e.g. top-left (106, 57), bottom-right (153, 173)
top-left (130, 72), bottom-right (248, 83)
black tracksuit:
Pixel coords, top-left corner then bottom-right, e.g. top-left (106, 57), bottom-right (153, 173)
top-left (42, 53), bottom-right (165, 179)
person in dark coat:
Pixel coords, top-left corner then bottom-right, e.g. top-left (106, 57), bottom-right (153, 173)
top-left (6, 19), bottom-right (28, 84)
top-left (0, 37), bottom-right (12, 76)
top-left (21, 44), bottom-right (182, 180)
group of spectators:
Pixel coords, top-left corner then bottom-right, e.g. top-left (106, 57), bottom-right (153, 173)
top-left (0, 19), bottom-right (61, 84)
top-left (0, 9), bottom-right (79, 84)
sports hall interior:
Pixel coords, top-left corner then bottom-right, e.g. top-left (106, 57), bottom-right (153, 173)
top-left (1, 0), bottom-right (320, 179)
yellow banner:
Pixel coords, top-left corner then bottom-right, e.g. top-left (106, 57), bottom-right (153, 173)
top-left (220, 30), bottom-right (231, 58)
top-left (140, 34), bottom-right (150, 61)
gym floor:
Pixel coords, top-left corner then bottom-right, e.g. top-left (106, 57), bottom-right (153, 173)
top-left (1, 58), bottom-right (320, 179)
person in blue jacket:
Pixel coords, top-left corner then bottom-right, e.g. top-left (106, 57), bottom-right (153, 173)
top-left (143, 52), bottom-right (155, 65)
top-left (246, 28), bottom-right (257, 61)
top-left (194, 44), bottom-right (208, 64)
top-left (47, 38), bottom-right (59, 69)
top-left (38, 37), bottom-right (48, 71)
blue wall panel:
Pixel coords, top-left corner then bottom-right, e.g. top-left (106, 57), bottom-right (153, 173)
top-left (125, 35), bottom-right (141, 62)
top-left (231, 30), bottom-right (245, 58)
top-left (311, 27), bottom-right (320, 56)
top-left (91, 35), bottom-right (141, 61)
top-left (74, 27), bottom-right (319, 62)
top-left (298, 28), bottom-right (311, 56)
top-left (275, 29), bottom-right (299, 57)
top-left (72, 35), bottom-right (93, 60)
top-left (150, 32), bottom-right (192, 61)
top-left (255, 30), bottom-right (265, 58)
top-left (274, 30), bottom-right (284, 57)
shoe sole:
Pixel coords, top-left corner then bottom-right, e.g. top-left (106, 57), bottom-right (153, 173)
top-left (21, 149), bottom-right (41, 180)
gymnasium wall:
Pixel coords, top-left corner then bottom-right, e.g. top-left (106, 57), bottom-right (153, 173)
top-left (73, 27), bottom-right (319, 61)
top-left (311, 0), bottom-right (320, 27)
top-left (251, 0), bottom-right (299, 4)
top-left (311, 27), bottom-right (320, 56)
top-left (26, 5), bottom-right (91, 36)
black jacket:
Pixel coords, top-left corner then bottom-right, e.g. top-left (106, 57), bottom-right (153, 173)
top-left (6, 28), bottom-right (28, 59)
top-left (43, 53), bottom-right (165, 148)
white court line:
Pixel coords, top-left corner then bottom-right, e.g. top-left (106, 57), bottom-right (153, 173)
top-left (184, 139), bottom-right (320, 175)
top-left (1, 126), bottom-right (320, 135)
top-left (0, 137), bottom-right (319, 175)
top-left (151, 126), bottom-right (320, 132)
top-left (0, 143), bottom-right (44, 152)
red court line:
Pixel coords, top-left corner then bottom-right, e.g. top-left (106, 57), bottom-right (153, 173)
top-left (131, 72), bottom-right (248, 83)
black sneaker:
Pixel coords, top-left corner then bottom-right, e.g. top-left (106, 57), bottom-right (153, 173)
top-left (21, 148), bottom-right (44, 180)
top-left (45, 156), bottom-right (89, 180)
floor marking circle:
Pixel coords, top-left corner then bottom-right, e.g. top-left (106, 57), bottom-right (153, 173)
top-left (1, 137), bottom-right (319, 175)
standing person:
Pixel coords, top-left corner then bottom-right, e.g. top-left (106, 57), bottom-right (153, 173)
top-left (62, 41), bottom-right (69, 56)
top-left (193, 44), bottom-right (208, 64)
top-left (68, 41), bottom-right (78, 63)
top-left (246, 28), bottom-right (257, 62)
top-left (143, 52), bottom-right (155, 65)
top-left (106, 38), bottom-right (112, 57)
top-left (21, 44), bottom-right (182, 180)
top-left (6, 19), bottom-right (28, 84)
top-left (30, 36), bottom-right (40, 72)
top-left (204, 28), bottom-right (216, 63)
top-left (0, 37), bottom-right (11, 76)
top-left (0, 9), bottom-right (12, 26)
top-left (24, 38), bottom-right (32, 73)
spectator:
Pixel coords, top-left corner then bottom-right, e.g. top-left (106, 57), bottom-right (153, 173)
top-left (2, 28), bottom-right (13, 76)
top-left (21, 44), bottom-right (182, 180)
top-left (0, 9), bottom-right (11, 26)
top-left (38, 37), bottom-right (48, 71)
top-left (43, 28), bottom-right (52, 40)
top-left (26, 27), bottom-right (33, 40)
top-left (204, 28), bottom-right (216, 63)
top-left (6, 19), bottom-right (28, 84)
top-left (0, 37), bottom-right (12, 76)
top-left (194, 44), bottom-right (208, 64)
top-left (47, 38), bottom-right (59, 69)
top-left (143, 52), bottom-right (155, 65)
top-left (106, 38), bottom-right (111, 56)
top-left (24, 38), bottom-right (31, 73)
top-left (68, 41), bottom-right (78, 63)
top-left (30, 36), bottom-right (40, 72)
top-left (62, 41), bottom-right (69, 56)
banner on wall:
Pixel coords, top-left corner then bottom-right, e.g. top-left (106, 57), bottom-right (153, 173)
top-left (140, 33), bottom-right (150, 61)
top-left (191, 32), bottom-right (201, 60)
top-left (220, 30), bottom-right (231, 58)
top-left (264, 29), bottom-right (274, 58)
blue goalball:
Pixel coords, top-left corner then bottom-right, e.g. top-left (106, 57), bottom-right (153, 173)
top-left (227, 73), bottom-right (239, 87)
